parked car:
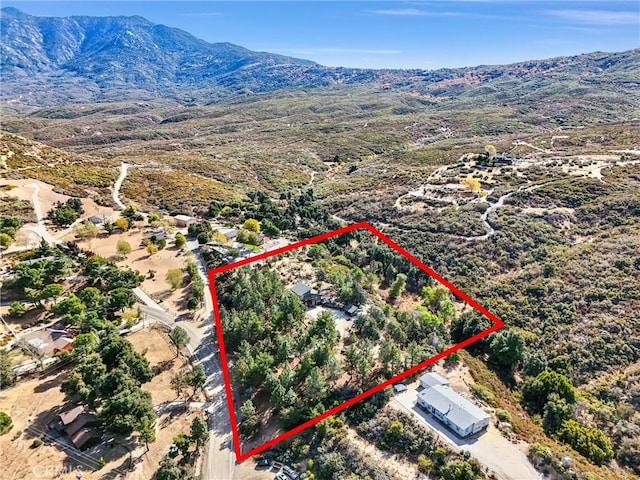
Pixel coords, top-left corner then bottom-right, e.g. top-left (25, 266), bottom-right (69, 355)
top-left (393, 383), bottom-right (408, 393)
top-left (256, 458), bottom-right (271, 467)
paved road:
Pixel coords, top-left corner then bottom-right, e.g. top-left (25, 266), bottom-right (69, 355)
top-left (136, 251), bottom-right (238, 480)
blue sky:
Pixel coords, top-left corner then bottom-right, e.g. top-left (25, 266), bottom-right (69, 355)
top-left (4, 1), bottom-right (639, 69)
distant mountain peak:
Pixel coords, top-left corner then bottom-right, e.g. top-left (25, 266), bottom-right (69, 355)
top-left (1, 7), bottom-right (638, 110)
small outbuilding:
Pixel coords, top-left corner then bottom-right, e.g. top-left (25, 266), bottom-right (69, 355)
top-left (419, 372), bottom-right (450, 389)
top-left (174, 214), bottom-right (195, 228)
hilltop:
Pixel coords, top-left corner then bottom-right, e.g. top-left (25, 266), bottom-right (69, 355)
top-left (1, 7), bottom-right (639, 111)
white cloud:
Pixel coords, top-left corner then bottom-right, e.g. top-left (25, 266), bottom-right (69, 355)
top-left (543, 9), bottom-right (640, 25)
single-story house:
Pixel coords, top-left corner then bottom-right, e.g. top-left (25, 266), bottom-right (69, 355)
top-left (50, 406), bottom-right (101, 450)
top-left (290, 283), bottom-right (322, 305)
top-left (218, 227), bottom-right (239, 241)
top-left (147, 228), bottom-right (168, 241)
top-left (87, 213), bottom-right (110, 226)
top-left (416, 376), bottom-right (489, 438)
top-left (174, 214), bottom-right (195, 228)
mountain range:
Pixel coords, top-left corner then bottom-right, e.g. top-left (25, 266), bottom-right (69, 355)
top-left (1, 6), bottom-right (639, 110)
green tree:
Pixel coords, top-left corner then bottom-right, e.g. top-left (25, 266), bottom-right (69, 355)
top-left (165, 268), bottom-right (183, 290)
top-left (170, 371), bottom-right (187, 399)
top-left (488, 329), bottom-right (524, 370)
top-left (543, 393), bottom-right (574, 434)
top-left (557, 420), bottom-right (614, 465)
top-left (153, 457), bottom-right (182, 480)
top-left (388, 273), bottom-right (407, 300)
top-left (147, 212), bottom-right (160, 223)
top-left (107, 287), bottom-right (135, 315)
top-left (261, 218), bottom-right (280, 236)
top-left (8, 301), bottom-right (26, 318)
top-left (440, 459), bottom-right (478, 480)
top-left (137, 415), bottom-right (156, 453)
top-left (325, 355), bottom-right (342, 384)
top-left (190, 416), bottom-right (209, 450)
top-left (78, 287), bottom-right (105, 311)
top-left (379, 338), bottom-right (402, 377)
top-left (242, 218), bottom-right (260, 233)
top-left (309, 310), bottom-right (339, 347)
top-left (40, 283), bottom-right (64, 305)
top-left (0, 349), bottom-right (16, 390)
top-left (174, 233), bottom-right (187, 248)
top-left (0, 232), bottom-right (12, 248)
top-left (186, 365), bottom-right (206, 396)
top-left (303, 366), bottom-right (328, 403)
top-left (0, 411), bottom-right (13, 435)
top-left (522, 369), bottom-right (576, 414)
top-left (168, 327), bottom-right (189, 358)
top-left (239, 399), bottom-right (260, 437)
top-left (116, 239), bottom-right (132, 258)
top-left (100, 386), bottom-right (155, 435)
top-left (173, 433), bottom-right (192, 457)
top-left (51, 294), bottom-right (84, 317)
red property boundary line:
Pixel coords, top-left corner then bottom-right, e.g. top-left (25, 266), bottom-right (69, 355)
top-left (207, 221), bottom-right (504, 462)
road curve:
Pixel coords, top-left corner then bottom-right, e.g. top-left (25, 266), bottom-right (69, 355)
top-left (112, 162), bottom-right (129, 209)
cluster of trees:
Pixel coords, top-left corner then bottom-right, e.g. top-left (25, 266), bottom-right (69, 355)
top-left (185, 262), bottom-right (204, 310)
top-left (61, 330), bottom-right (156, 439)
top-left (188, 221), bottom-right (215, 245)
top-left (6, 252), bottom-right (72, 319)
top-left (47, 198), bottom-right (84, 226)
top-left (208, 189), bottom-right (329, 235)
top-left (170, 365), bottom-right (206, 401)
top-left (217, 256), bottom-right (456, 437)
top-left (0, 216), bottom-right (23, 248)
top-left (218, 267), bottom-right (343, 434)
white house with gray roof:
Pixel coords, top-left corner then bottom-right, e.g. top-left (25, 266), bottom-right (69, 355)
top-left (416, 372), bottom-right (490, 438)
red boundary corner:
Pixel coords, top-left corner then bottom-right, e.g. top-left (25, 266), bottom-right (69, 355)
top-left (207, 221), bottom-right (504, 462)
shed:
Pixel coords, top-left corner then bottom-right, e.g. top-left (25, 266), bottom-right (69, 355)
top-left (416, 385), bottom-right (490, 437)
top-left (419, 372), bottom-right (450, 389)
top-left (52, 336), bottom-right (74, 354)
top-left (218, 227), bottom-right (238, 240)
top-left (174, 214), bottom-right (195, 227)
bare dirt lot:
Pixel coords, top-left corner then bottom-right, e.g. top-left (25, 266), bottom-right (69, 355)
top-left (75, 227), bottom-right (191, 315)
